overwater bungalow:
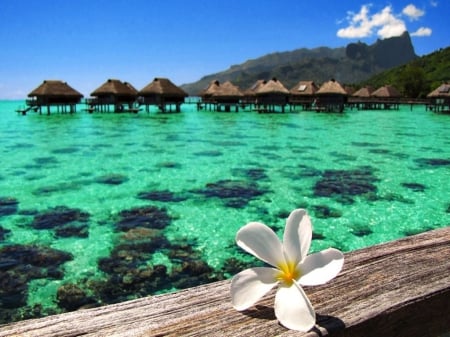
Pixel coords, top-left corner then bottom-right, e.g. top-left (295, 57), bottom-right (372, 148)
top-left (88, 79), bottom-right (139, 113)
top-left (211, 81), bottom-right (244, 112)
top-left (348, 86), bottom-right (375, 110)
top-left (370, 85), bottom-right (401, 110)
top-left (289, 81), bottom-right (319, 111)
top-left (24, 80), bottom-right (83, 115)
top-left (242, 80), bottom-right (266, 106)
top-left (138, 78), bottom-right (187, 113)
top-left (198, 80), bottom-right (221, 111)
top-left (315, 79), bottom-right (348, 113)
top-left (254, 78), bottom-right (289, 113)
top-left (426, 83), bottom-right (450, 113)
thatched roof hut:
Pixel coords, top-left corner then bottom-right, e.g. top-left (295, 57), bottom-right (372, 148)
top-left (349, 86), bottom-right (375, 110)
top-left (198, 80), bottom-right (243, 112)
top-left (139, 78), bottom-right (187, 112)
top-left (352, 86), bottom-right (375, 98)
top-left (289, 81), bottom-right (319, 110)
top-left (426, 83), bottom-right (450, 113)
top-left (315, 79), bottom-right (347, 113)
top-left (91, 79), bottom-right (137, 98)
top-left (212, 81), bottom-right (243, 101)
top-left (26, 80), bottom-right (83, 114)
top-left (28, 80), bottom-right (83, 104)
top-left (290, 81), bottom-right (319, 96)
top-left (254, 78), bottom-right (289, 112)
top-left (255, 78), bottom-right (289, 96)
top-left (427, 83), bottom-right (450, 98)
top-left (199, 80), bottom-right (221, 102)
top-left (242, 80), bottom-right (266, 104)
top-left (316, 79), bottom-right (347, 96)
top-left (90, 79), bottom-right (138, 112)
top-left (139, 78), bottom-right (187, 98)
top-left (371, 85), bottom-right (401, 98)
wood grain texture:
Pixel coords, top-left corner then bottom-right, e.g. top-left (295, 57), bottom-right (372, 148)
top-left (0, 227), bottom-right (449, 337)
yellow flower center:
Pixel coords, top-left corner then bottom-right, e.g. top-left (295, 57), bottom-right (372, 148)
top-left (276, 261), bottom-right (300, 286)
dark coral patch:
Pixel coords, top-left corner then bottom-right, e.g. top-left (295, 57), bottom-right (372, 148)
top-left (192, 179), bottom-right (267, 208)
top-left (193, 150), bottom-right (223, 157)
top-left (94, 174), bottom-right (129, 185)
top-left (54, 223), bottom-right (89, 238)
top-left (415, 158), bottom-right (450, 167)
top-left (31, 206), bottom-right (90, 230)
top-left (33, 157), bottom-right (59, 166)
top-left (401, 182), bottom-right (426, 192)
top-left (311, 205), bottom-right (342, 219)
top-left (115, 206), bottom-right (173, 231)
top-left (350, 223), bottom-right (373, 237)
top-left (0, 244), bottom-right (72, 312)
top-left (231, 168), bottom-right (269, 181)
top-left (351, 141), bottom-right (382, 147)
top-left (94, 228), bottom-right (220, 305)
top-left (32, 182), bottom-right (84, 196)
top-left (314, 167), bottom-right (378, 203)
top-left (51, 147), bottom-right (80, 154)
top-left (368, 148), bottom-right (391, 154)
top-left (200, 180), bottom-right (266, 199)
top-left (380, 193), bottom-right (414, 204)
top-left (57, 283), bottom-right (97, 311)
top-left (312, 232), bottom-right (326, 240)
top-left (137, 190), bottom-right (188, 202)
top-left (0, 197), bottom-right (19, 216)
top-left (0, 226), bottom-right (11, 241)
top-left (156, 161), bottom-right (182, 169)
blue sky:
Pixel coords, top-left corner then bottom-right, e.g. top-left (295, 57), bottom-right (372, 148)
top-left (0, 0), bottom-right (448, 99)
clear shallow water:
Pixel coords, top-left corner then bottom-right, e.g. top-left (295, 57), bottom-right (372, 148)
top-left (1, 101), bottom-right (449, 322)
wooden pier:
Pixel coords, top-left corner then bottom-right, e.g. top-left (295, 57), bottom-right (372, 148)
top-left (0, 226), bottom-right (448, 337)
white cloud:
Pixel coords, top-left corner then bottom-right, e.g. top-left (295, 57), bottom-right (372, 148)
top-left (402, 4), bottom-right (425, 21)
top-left (337, 5), bottom-right (406, 39)
top-left (337, 3), bottom-right (434, 39)
top-left (411, 27), bottom-right (432, 36)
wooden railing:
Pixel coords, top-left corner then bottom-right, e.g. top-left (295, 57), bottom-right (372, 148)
top-left (0, 226), bottom-right (449, 337)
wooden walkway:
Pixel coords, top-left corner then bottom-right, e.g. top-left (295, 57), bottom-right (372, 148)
top-left (0, 226), bottom-right (449, 337)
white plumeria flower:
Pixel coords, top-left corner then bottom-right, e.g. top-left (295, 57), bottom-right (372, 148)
top-left (231, 209), bottom-right (344, 331)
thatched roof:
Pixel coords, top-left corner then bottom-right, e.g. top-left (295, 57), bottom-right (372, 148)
top-left (28, 80), bottom-right (83, 98)
top-left (290, 81), bottom-right (319, 96)
top-left (212, 81), bottom-right (243, 98)
top-left (200, 80), bottom-right (221, 97)
top-left (427, 83), bottom-right (450, 98)
top-left (255, 78), bottom-right (289, 95)
top-left (243, 80), bottom-right (266, 96)
top-left (139, 78), bottom-right (187, 97)
top-left (352, 86), bottom-right (375, 98)
top-left (316, 79), bottom-right (347, 95)
top-left (91, 79), bottom-right (138, 97)
top-left (371, 85), bottom-right (401, 98)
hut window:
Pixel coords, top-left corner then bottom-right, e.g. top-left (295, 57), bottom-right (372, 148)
top-left (298, 84), bottom-right (307, 92)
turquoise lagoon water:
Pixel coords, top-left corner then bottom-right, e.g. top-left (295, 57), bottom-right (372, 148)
top-left (0, 100), bottom-right (449, 322)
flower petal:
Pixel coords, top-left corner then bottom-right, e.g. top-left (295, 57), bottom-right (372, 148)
top-left (298, 248), bottom-right (344, 286)
top-left (231, 267), bottom-right (279, 311)
top-left (274, 282), bottom-right (316, 331)
top-left (236, 222), bottom-right (285, 267)
top-left (283, 209), bottom-right (312, 265)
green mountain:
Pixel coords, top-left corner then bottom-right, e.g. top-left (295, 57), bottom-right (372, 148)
top-left (361, 46), bottom-right (450, 98)
top-left (181, 32), bottom-right (418, 95)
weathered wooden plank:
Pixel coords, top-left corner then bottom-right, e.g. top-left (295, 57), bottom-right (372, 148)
top-left (0, 227), bottom-right (449, 337)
